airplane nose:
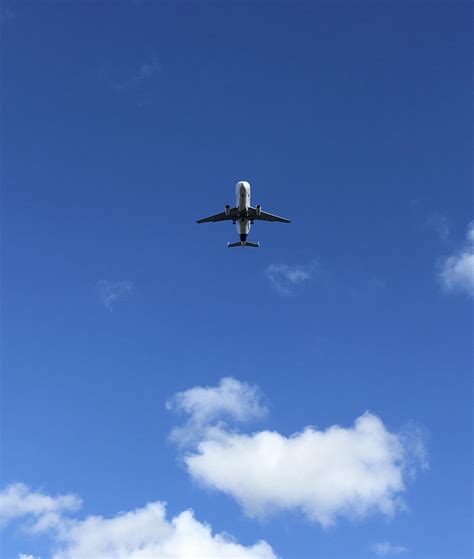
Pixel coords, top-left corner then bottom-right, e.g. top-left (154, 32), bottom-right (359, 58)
top-left (236, 180), bottom-right (250, 195)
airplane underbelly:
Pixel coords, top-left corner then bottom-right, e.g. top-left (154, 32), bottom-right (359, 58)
top-left (236, 181), bottom-right (251, 212)
top-left (237, 195), bottom-right (249, 212)
top-left (236, 219), bottom-right (250, 235)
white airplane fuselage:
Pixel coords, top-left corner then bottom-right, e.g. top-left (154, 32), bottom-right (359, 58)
top-left (235, 181), bottom-right (251, 240)
top-left (196, 179), bottom-right (290, 247)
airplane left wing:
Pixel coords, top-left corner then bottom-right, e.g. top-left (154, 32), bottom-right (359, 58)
top-left (196, 208), bottom-right (238, 223)
top-left (248, 206), bottom-right (290, 223)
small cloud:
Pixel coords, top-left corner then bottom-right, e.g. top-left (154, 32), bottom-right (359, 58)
top-left (104, 58), bottom-right (161, 92)
top-left (18, 555), bottom-right (40, 559)
top-left (97, 280), bottom-right (134, 311)
top-left (372, 541), bottom-right (408, 556)
top-left (411, 201), bottom-right (452, 244)
top-left (438, 221), bottom-right (474, 297)
top-left (0, 483), bottom-right (81, 527)
top-left (265, 261), bottom-right (316, 296)
top-left (167, 377), bottom-right (267, 446)
top-left (98, 57), bottom-right (161, 107)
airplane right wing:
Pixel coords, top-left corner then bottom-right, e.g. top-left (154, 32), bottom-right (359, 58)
top-left (248, 206), bottom-right (290, 223)
top-left (196, 207), bottom-right (238, 223)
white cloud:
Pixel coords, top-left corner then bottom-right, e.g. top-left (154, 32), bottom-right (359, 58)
top-left (0, 483), bottom-right (81, 527)
top-left (372, 541), bottom-right (408, 556)
top-left (167, 377), bottom-right (267, 424)
top-left (438, 221), bottom-right (474, 297)
top-left (2, 484), bottom-right (276, 559)
top-left (170, 379), bottom-right (426, 527)
top-left (185, 414), bottom-right (413, 526)
top-left (265, 262), bottom-right (315, 296)
top-left (167, 377), bottom-right (267, 446)
top-left (97, 280), bottom-right (134, 310)
top-left (18, 555), bottom-right (40, 559)
top-left (53, 504), bottom-right (275, 559)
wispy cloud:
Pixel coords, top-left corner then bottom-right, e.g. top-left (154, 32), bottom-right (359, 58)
top-left (265, 261), bottom-right (316, 296)
top-left (438, 221), bottom-right (474, 297)
top-left (113, 59), bottom-right (161, 91)
top-left (410, 201), bottom-right (452, 244)
top-left (0, 483), bottom-right (81, 528)
top-left (97, 280), bottom-right (134, 311)
top-left (372, 542), bottom-right (408, 556)
top-left (0, 483), bottom-right (276, 559)
top-left (99, 57), bottom-right (161, 95)
top-left (425, 211), bottom-right (451, 243)
top-left (169, 378), bottom-right (427, 527)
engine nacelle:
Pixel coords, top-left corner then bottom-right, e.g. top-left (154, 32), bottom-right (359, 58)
top-left (256, 204), bottom-right (262, 217)
top-left (225, 204), bottom-right (231, 216)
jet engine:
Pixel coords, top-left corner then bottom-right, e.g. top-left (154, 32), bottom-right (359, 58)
top-left (256, 204), bottom-right (262, 216)
top-left (225, 205), bottom-right (231, 216)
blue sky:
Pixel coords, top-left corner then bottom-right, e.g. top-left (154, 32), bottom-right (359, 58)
top-left (1, 1), bottom-right (472, 558)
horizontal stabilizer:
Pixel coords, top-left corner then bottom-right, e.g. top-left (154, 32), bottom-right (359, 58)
top-left (227, 241), bottom-right (260, 248)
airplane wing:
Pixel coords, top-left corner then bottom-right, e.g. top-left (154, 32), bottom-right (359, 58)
top-left (248, 206), bottom-right (290, 223)
top-left (196, 207), bottom-right (238, 223)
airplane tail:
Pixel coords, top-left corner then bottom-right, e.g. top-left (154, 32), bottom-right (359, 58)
top-left (227, 241), bottom-right (260, 248)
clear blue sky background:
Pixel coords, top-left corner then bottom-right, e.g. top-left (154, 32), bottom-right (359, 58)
top-left (2, 1), bottom-right (472, 558)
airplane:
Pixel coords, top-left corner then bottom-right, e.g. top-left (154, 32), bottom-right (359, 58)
top-left (196, 181), bottom-right (290, 248)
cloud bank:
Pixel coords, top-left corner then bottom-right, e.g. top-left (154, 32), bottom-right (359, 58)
top-left (170, 379), bottom-right (426, 526)
top-left (438, 221), bottom-right (474, 297)
top-left (1, 484), bottom-right (276, 559)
